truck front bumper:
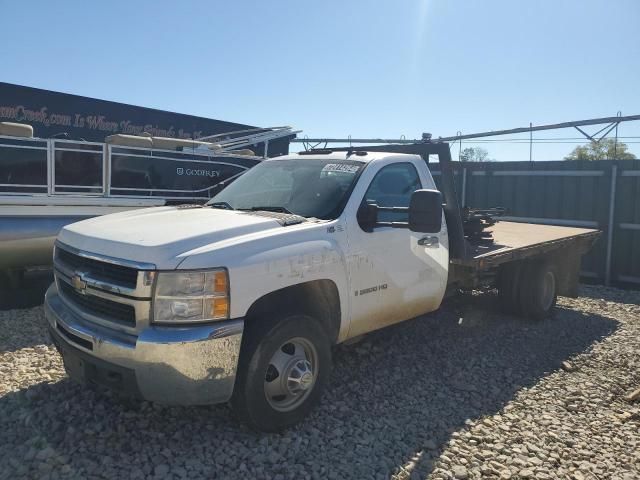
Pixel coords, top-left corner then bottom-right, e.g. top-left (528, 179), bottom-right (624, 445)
top-left (44, 284), bottom-right (244, 405)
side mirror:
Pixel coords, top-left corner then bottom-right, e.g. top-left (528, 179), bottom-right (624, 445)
top-left (409, 189), bottom-right (443, 233)
top-left (357, 202), bottom-right (379, 233)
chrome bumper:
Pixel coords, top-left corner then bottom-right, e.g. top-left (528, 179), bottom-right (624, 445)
top-left (44, 283), bottom-right (243, 405)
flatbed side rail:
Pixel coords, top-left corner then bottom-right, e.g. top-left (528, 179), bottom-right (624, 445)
top-left (453, 230), bottom-right (601, 269)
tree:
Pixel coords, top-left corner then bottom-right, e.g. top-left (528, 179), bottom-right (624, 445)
top-left (564, 139), bottom-right (636, 161)
top-left (460, 147), bottom-right (491, 162)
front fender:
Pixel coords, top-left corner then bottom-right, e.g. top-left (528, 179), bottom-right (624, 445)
top-left (177, 235), bottom-right (350, 340)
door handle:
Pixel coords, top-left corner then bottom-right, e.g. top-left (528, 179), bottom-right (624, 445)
top-left (418, 235), bottom-right (439, 247)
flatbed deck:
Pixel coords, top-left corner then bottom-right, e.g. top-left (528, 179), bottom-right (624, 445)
top-left (454, 221), bottom-right (601, 268)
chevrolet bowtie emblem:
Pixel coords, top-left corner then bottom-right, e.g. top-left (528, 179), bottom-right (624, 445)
top-left (71, 274), bottom-right (87, 292)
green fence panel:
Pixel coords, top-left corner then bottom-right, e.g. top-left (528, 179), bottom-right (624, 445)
top-left (430, 159), bottom-right (640, 288)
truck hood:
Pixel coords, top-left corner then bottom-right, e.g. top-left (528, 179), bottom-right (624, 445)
top-left (58, 206), bottom-right (306, 268)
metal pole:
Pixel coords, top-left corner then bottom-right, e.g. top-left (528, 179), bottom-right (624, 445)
top-left (461, 167), bottom-right (467, 207)
top-left (50, 140), bottom-right (56, 194)
top-left (613, 111), bottom-right (621, 159)
top-left (104, 143), bottom-right (110, 196)
top-left (47, 139), bottom-right (53, 195)
top-left (529, 122), bottom-right (533, 162)
top-left (605, 164), bottom-right (618, 286)
top-left (292, 114), bottom-right (640, 145)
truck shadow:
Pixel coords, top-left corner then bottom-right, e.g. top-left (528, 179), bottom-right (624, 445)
top-left (0, 293), bottom-right (618, 479)
top-left (323, 294), bottom-right (618, 478)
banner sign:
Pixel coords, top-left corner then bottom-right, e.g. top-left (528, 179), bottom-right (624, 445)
top-left (0, 82), bottom-right (289, 156)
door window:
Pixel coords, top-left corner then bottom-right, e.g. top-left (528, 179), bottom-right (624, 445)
top-left (360, 163), bottom-right (422, 224)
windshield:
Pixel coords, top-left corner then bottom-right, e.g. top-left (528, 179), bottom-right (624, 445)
top-left (207, 158), bottom-right (364, 219)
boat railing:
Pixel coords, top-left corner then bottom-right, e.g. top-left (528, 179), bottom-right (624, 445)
top-left (0, 134), bottom-right (264, 202)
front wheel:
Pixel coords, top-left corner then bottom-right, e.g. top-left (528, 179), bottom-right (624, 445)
top-left (231, 314), bottom-right (332, 432)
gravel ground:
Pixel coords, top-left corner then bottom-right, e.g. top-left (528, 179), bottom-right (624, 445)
top-left (1, 285), bottom-right (639, 480)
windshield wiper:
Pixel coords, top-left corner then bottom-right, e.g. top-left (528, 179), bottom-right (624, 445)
top-left (208, 202), bottom-right (234, 210)
top-left (245, 206), bottom-right (294, 214)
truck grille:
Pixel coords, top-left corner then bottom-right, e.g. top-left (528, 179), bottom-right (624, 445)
top-left (59, 280), bottom-right (136, 328)
top-left (56, 248), bottom-right (138, 289)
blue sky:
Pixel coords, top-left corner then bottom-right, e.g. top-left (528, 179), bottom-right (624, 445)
top-left (1, 0), bottom-right (639, 161)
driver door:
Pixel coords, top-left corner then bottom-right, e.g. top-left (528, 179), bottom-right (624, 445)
top-left (345, 161), bottom-right (448, 338)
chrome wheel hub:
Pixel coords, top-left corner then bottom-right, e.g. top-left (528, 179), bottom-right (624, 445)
top-left (288, 359), bottom-right (314, 393)
top-left (264, 337), bottom-right (318, 412)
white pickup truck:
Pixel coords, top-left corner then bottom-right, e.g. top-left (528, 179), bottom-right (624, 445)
top-left (45, 141), bottom-right (599, 431)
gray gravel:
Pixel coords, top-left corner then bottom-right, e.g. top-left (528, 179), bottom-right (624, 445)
top-left (1, 285), bottom-right (639, 479)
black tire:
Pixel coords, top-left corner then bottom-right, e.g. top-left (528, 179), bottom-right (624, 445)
top-left (231, 314), bottom-right (332, 432)
top-left (518, 261), bottom-right (559, 320)
top-left (497, 262), bottom-right (523, 314)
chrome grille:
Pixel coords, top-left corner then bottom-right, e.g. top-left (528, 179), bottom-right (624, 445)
top-left (56, 247), bottom-right (138, 288)
top-left (58, 281), bottom-right (136, 328)
top-left (53, 243), bottom-right (156, 332)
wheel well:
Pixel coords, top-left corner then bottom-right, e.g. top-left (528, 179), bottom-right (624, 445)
top-left (244, 280), bottom-right (341, 344)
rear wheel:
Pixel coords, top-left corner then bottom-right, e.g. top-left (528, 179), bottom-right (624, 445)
top-left (518, 261), bottom-right (558, 320)
top-left (231, 314), bottom-right (331, 432)
top-left (497, 262), bottom-right (524, 314)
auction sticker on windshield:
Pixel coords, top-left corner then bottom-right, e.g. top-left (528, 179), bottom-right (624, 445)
top-left (321, 163), bottom-right (360, 174)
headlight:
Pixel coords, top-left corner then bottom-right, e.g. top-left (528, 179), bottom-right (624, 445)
top-left (152, 269), bottom-right (229, 324)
